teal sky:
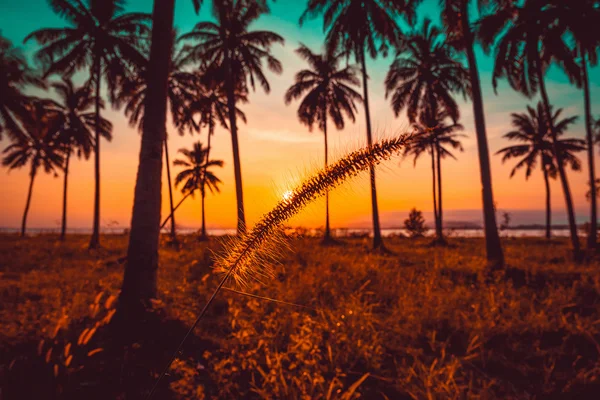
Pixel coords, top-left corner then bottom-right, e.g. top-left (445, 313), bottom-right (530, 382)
top-left (1, 0), bottom-right (599, 230)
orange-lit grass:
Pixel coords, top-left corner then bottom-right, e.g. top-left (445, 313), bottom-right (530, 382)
top-left (1, 234), bottom-right (600, 398)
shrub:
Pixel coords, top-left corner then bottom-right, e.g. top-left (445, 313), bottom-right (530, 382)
top-left (404, 208), bottom-right (427, 238)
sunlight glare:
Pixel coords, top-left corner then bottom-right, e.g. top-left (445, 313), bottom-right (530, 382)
top-left (282, 190), bottom-right (293, 202)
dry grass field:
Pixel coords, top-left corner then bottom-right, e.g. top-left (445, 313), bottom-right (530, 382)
top-left (1, 233), bottom-right (600, 399)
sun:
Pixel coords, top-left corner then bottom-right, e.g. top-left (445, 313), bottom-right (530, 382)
top-left (282, 190), bottom-right (294, 202)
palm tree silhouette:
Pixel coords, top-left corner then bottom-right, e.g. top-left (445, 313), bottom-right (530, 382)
top-left (553, 0), bottom-right (600, 250)
top-left (2, 101), bottom-right (63, 237)
top-left (385, 18), bottom-right (470, 124)
top-left (181, 75), bottom-right (248, 151)
top-left (587, 179), bottom-right (600, 203)
top-left (115, 30), bottom-right (201, 244)
top-left (496, 103), bottom-right (585, 240)
top-left (174, 142), bottom-right (224, 240)
top-left (0, 34), bottom-right (45, 140)
top-left (171, 74), bottom-right (248, 225)
top-left (50, 78), bottom-right (112, 240)
top-left (158, 75), bottom-right (247, 232)
top-left (407, 106), bottom-right (465, 242)
top-left (179, 0), bottom-right (284, 235)
top-left (301, 0), bottom-right (420, 249)
top-left (26, 0), bottom-right (150, 249)
top-left (439, 0), bottom-right (504, 269)
top-left (284, 44), bottom-right (362, 242)
top-left (121, 0), bottom-right (176, 311)
top-left (478, 0), bottom-right (583, 259)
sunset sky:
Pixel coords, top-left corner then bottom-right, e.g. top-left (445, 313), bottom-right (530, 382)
top-left (1, 0), bottom-right (599, 231)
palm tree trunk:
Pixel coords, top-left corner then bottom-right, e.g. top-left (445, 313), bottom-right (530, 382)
top-left (460, 6), bottom-right (504, 269)
top-left (164, 137), bottom-right (177, 242)
top-left (21, 169), bottom-right (36, 237)
top-left (201, 190), bottom-right (207, 238)
top-left (120, 0), bottom-right (175, 313)
top-left (89, 53), bottom-right (101, 249)
top-left (543, 164), bottom-right (551, 240)
top-left (224, 49), bottom-right (246, 235)
top-left (430, 144), bottom-right (439, 238)
top-left (160, 191), bottom-right (194, 230)
top-left (582, 49), bottom-right (597, 250)
top-left (360, 49), bottom-right (383, 249)
top-left (199, 127), bottom-right (213, 241)
top-left (60, 146), bottom-right (71, 241)
top-left (536, 60), bottom-right (581, 259)
top-left (323, 111), bottom-right (331, 240)
top-left (436, 144), bottom-right (444, 242)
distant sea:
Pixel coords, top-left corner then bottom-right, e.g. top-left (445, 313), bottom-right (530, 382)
top-left (0, 227), bottom-right (574, 238)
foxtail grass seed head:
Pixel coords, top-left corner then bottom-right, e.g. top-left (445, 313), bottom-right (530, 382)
top-left (214, 135), bottom-right (411, 287)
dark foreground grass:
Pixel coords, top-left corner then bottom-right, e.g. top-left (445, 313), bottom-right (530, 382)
top-left (1, 233), bottom-right (600, 399)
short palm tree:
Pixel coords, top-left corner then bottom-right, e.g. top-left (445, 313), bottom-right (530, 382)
top-left (26, 0), bottom-right (150, 249)
top-left (440, 0), bottom-right (504, 269)
top-left (284, 44), bottom-right (362, 241)
top-left (160, 75), bottom-right (247, 231)
top-left (496, 103), bottom-right (584, 240)
top-left (407, 106), bottom-right (464, 242)
top-left (301, 0), bottom-right (421, 249)
top-left (2, 101), bottom-right (63, 237)
top-left (174, 142), bottom-right (224, 240)
top-left (179, 0), bottom-right (284, 235)
top-left (50, 78), bottom-right (112, 240)
top-left (478, 0), bottom-right (583, 258)
top-left (385, 18), bottom-right (470, 124)
top-left (0, 34), bottom-right (44, 140)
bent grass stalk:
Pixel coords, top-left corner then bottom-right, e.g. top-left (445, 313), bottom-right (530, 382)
top-left (146, 135), bottom-right (410, 399)
top-left (160, 191), bottom-right (194, 230)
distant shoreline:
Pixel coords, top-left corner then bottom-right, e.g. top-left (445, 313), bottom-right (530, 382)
top-left (0, 224), bottom-right (587, 232)
top-left (0, 226), bottom-right (581, 238)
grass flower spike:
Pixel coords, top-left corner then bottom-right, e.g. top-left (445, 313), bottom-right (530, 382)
top-left (215, 135), bottom-right (411, 287)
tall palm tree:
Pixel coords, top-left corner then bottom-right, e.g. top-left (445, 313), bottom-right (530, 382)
top-left (407, 106), bottom-right (464, 242)
top-left (174, 142), bottom-right (224, 239)
top-left (50, 78), bottom-right (112, 240)
top-left (496, 103), bottom-right (584, 240)
top-left (115, 31), bottom-right (200, 244)
top-left (554, 0), bottom-right (600, 250)
top-left (301, 0), bottom-right (421, 249)
top-left (284, 44), bottom-right (362, 241)
top-left (179, 0), bottom-right (284, 235)
top-left (385, 18), bottom-right (470, 124)
top-left (0, 34), bottom-right (44, 140)
top-left (439, 0), bottom-right (504, 269)
top-left (121, 0), bottom-right (175, 313)
top-left (26, 0), bottom-right (150, 249)
top-left (478, 0), bottom-right (583, 258)
top-left (123, 0), bottom-right (266, 314)
top-left (2, 101), bottom-right (63, 237)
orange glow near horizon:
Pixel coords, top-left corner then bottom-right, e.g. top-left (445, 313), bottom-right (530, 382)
top-left (0, 101), bottom-right (597, 231)
top-left (1, 32), bottom-right (598, 231)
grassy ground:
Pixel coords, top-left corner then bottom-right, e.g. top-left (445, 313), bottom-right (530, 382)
top-left (1, 233), bottom-right (600, 399)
